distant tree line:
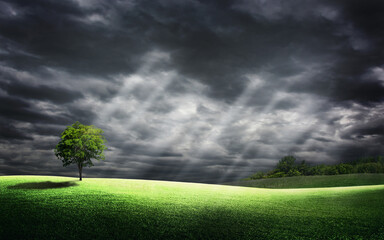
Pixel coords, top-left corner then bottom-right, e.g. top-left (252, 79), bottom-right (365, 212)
top-left (247, 156), bottom-right (384, 180)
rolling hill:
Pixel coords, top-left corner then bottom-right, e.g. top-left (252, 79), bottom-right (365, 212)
top-left (1, 175), bottom-right (383, 239)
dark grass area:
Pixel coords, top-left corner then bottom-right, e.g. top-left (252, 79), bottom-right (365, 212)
top-left (225, 173), bottom-right (384, 188)
top-left (7, 181), bottom-right (78, 189)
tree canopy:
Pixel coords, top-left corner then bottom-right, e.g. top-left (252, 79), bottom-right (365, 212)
top-left (276, 155), bottom-right (296, 173)
top-left (55, 121), bottom-right (107, 180)
top-left (247, 155), bottom-right (384, 180)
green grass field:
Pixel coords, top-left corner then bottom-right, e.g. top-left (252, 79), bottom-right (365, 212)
top-left (1, 175), bottom-right (384, 239)
top-left (225, 173), bottom-right (384, 189)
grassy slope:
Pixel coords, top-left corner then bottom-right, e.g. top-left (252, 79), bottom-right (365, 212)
top-left (225, 173), bottom-right (384, 189)
top-left (0, 176), bottom-right (383, 240)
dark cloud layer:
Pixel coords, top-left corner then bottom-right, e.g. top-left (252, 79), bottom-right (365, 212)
top-left (0, 80), bottom-right (83, 103)
top-left (1, 0), bottom-right (384, 183)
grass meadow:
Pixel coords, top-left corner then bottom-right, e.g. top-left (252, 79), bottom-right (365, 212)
top-left (1, 175), bottom-right (384, 239)
top-left (226, 173), bottom-right (384, 188)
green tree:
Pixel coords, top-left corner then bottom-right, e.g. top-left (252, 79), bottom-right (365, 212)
top-left (324, 165), bottom-right (338, 175)
top-left (287, 169), bottom-right (302, 177)
top-left (336, 163), bottom-right (353, 174)
top-left (276, 156), bottom-right (296, 174)
top-left (297, 160), bottom-right (310, 175)
top-left (55, 121), bottom-right (107, 181)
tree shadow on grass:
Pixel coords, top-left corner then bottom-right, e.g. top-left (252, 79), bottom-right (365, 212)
top-left (7, 181), bottom-right (78, 190)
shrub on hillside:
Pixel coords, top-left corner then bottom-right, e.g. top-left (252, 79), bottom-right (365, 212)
top-left (324, 166), bottom-right (339, 175)
top-left (308, 165), bottom-right (326, 175)
top-left (336, 164), bottom-right (354, 174)
top-left (287, 169), bottom-right (302, 177)
top-left (268, 172), bottom-right (286, 178)
top-left (247, 172), bottom-right (266, 180)
top-left (276, 156), bottom-right (296, 174)
top-left (297, 160), bottom-right (310, 175)
top-left (356, 162), bottom-right (383, 173)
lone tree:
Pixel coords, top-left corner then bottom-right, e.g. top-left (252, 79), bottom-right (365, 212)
top-left (55, 121), bottom-right (107, 181)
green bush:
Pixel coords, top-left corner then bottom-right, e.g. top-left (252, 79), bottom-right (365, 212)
top-left (356, 162), bottom-right (383, 173)
top-left (308, 165), bottom-right (326, 175)
top-left (287, 169), bottom-right (302, 177)
top-left (276, 156), bottom-right (296, 174)
top-left (324, 166), bottom-right (338, 175)
top-left (297, 160), bottom-right (310, 175)
top-left (336, 164), bottom-right (353, 174)
top-left (247, 172), bottom-right (266, 180)
top-left (268, 172), bottom-right (286, 178)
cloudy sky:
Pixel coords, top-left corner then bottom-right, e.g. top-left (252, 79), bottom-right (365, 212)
top-left (1, 0), bottom-right (384, 183)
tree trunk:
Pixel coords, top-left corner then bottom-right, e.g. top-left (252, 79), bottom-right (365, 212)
top-left (78, 163), bottom-right (82, 181)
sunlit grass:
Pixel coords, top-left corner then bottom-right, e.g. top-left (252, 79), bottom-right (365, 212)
top-left (1, 175), bottom-right (383, 239)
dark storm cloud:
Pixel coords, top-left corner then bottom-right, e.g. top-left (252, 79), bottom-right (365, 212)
top-left (288, 63), bottom-right (384, 105)
top-left (283, 0), bottom-right (384, 105)
top-left (2, 0), bottom-right (383, 103)
top-left (31, 141), bottom-right (57, 151)
top-left (0, 95), bottom-right (63, 123)
top-left (0, 80), bottom-right (83, 104)
top-left (0, 0), bottom-right (145, 76)
top-left (64, 104), bottom-right (98, 125)
top-left (2, 1), bottom-right (383, 101)
top-left (118, 142), bottom-right (183, 158)
top-left (31, 124), bottom-right (64, 136)
top-left (0, 0), bottom-right (332, 99)
top-left (340, 118), bottom-right (384, 141)
top-left (332, 0), bottom-right (384, 39)
top-left (328, 142), bottom-right (384, 164)
top-left (0, 121), bottom-right (33, 141)
top-left (1, 0), bottom-right (384, 183)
